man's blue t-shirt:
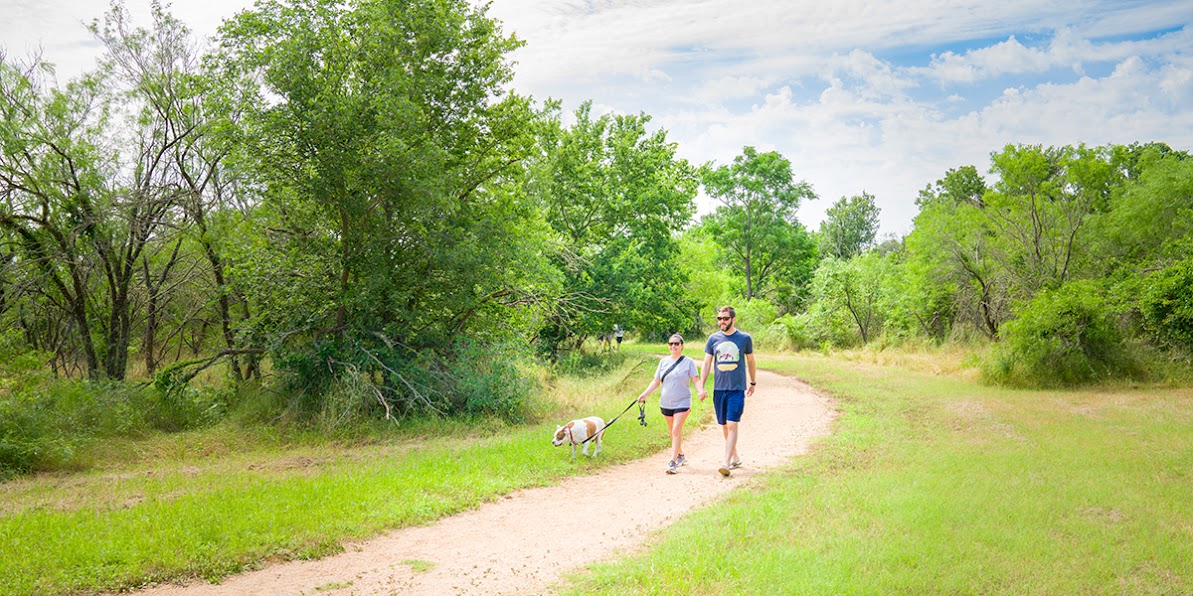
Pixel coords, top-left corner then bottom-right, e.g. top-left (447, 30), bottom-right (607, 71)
top-left (705, 330), bottom-right (753, 391)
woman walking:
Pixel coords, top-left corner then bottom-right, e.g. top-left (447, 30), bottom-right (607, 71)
top-left (637, 334), bottom-right (700, 474)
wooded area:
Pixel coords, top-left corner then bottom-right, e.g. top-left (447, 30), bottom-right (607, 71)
top-left (3, 0), bottom-right (1191, 477)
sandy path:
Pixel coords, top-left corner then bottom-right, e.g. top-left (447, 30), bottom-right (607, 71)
top-left (140, 369), bottom-right (835, 595)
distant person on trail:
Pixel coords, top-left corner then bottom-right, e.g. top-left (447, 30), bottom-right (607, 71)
top-left (613, 324), bottom-right (624, 349)
top-left (597, 333), bottom-right (610, 352)
top-left (637, 333), bottom-right (699, 475)
top-left (698, 306), bottom-right (755, 477)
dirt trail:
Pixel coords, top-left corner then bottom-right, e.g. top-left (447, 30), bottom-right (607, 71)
top-left (140, 369), bottom-right (835, 595)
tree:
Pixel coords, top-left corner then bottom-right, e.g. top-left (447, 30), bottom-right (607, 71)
top-left (810, 254), bottom-right (891, 344)
top-left (215, 0), bottom-right (552, 414)
top-left (701, 146), bottom-right (817, 301)
top-left (985, 144), bottom-right (1118, 295)
top-left (916, 165), bottom-right (986, 209)
top-left (530, 101), bottom-right (698, 354)
top-left (907, 166), bottom-right (1008, 338)
top-left (1090, 145), bottom-right (1193, 272)
top-left (0, 55), bottom-right (112, 379)
top-left (819, 191), bottom-right (880, 259)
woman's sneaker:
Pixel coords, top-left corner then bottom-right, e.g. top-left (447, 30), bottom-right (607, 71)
top-left (676, 453), bottom-right (688, 467)
top-left (666, 460), bottom-right (678, 474)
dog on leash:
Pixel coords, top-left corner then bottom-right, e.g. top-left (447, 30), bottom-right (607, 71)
top-left (552, 416), bottom-right (605, 458)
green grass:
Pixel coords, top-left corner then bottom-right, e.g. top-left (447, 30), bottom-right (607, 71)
top-left (0, 354), bottom-right (679, 596)
top-left (14, 343), bottom-right (1185, 594)
top-left (564, 351), bottom-right (1193, 595)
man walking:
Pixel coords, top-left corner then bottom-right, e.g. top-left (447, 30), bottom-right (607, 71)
top-left (698, 306), bottom-right (756, 477)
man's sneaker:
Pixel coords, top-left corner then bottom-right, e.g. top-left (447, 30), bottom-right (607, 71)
top-left (718, 466), bottom-right (731, 477)
top-left (676, 453), bottom-right (688, 467)
top-left (728, 460), bottom-right (742, 470)
top-left (666, 460), bottom-right (678, 475)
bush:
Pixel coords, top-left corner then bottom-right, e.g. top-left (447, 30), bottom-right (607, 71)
top-left (983, 280), bottom-right (1142, 387)
top-left (447, 340), bottom-right (537, 421)
top-left (758, 314), bottom-right (814, 351)
top-left (0, 380), bottom-right (158, 477)
top-left (273, 337), bottom-right (538, 425)
top-left (1138, 258), bottom-right (1193, 353)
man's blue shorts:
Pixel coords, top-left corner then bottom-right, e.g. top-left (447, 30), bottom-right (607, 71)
top-left (713, 390), bottom-right (745, 425)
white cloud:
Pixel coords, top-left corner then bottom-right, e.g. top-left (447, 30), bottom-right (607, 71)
top-left (5, 0), bottom-right (1193, 238)
top-left (922, 36), bottom-right (1053, 83)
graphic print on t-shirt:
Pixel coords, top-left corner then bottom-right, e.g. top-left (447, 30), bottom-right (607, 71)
top-left (715, 340), bottom-right (741, 372)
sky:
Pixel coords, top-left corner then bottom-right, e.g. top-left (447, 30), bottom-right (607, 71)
top-left (3, 1), bottom-right (1193, 237)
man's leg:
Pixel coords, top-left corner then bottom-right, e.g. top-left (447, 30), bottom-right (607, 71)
top-left (723, 420), bottom-right (739, 467)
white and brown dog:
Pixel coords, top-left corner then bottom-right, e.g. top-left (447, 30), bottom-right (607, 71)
top-left (552, 416), bottom-right (605, 458)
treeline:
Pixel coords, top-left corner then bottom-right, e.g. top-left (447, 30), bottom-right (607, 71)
top-left (0, 0), bottom-right (711, 425)
top-left (773, 143), bottom-right (1193, 387)
top-left (3, 0), bottom-right (1192, 442)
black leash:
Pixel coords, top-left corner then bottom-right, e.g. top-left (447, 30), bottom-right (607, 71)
top-left (580, 397), bottom-right (647, 445)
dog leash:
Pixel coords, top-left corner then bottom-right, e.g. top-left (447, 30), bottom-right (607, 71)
top-left (579, 397), bottom-right (647, 445)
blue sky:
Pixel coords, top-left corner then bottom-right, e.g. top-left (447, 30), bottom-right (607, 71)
top-left (4, 0), bottom-right (1192, 236)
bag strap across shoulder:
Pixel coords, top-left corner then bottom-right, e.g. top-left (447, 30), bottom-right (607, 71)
top-left (659, 355), bottom-right (686, 382)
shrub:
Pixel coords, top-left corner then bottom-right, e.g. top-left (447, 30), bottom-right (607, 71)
top-left (798, 301), bottom-right (859, 349)
top-left (0, 380), bottom-right (159, 477)
top-left (1138, 258), bottom-right (1193, 353)
top-left (447, 340), bottom-right (537, 421)
top-left (729, 299), bottom-right (779, 331)
top-left (984, 280), bottom-right (1141, 387)
top-left (759, 314), bottom-right (814, 351)
top-left (272, 337), bottom-right (538, 425)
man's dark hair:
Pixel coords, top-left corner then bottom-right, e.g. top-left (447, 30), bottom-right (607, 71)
top-left (718, 306), bottom-right (736, 318)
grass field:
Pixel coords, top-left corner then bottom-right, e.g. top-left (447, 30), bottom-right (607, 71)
top-left (0, 350), bottom-right (685, 596)
top-left (564, 350), bottom-right (1193, 594)
top-left (3, 345), bottom-right (1190, 595)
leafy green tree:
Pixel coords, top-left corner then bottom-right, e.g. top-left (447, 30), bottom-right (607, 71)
top-left (94, 1), bottom-right (268, 379)
top-left (701, 146), bottom-right (817, 302)
top-left (217, 0), bottom-right (543, 337)
top-left (809, 254), bottom-right (892, 344)
top-left (984, 144), bottom-right (1119, 295)
top-left (677, 227), bottom-right (735, 334)
top-left (1090, 145), bottom-right (1193, 272)
top-left (530, 101), bottom-right (698, 354)
top-left (916, 165), bottom-right (987, 209)
top-left (214, 0), bottom-right (552, 415)
top-left (906, 166), bottom-right (1009, 338)
top-left (819, 191), bottom-right (880, 259)
top-left (0, 55), bottom-right (113, 379)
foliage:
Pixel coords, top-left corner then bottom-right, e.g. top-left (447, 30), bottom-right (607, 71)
top-left (700, 146), bottom-right (818, 304)
top-left (570, 353), bottom-right (1193, 595)
top-left (0, 55), bottom-right (114, 379)
top-left (758, 313), bottom-right (815, 351)
top-left (676, 228), bottom-right (736, 336)
top-left (211, 0), bottom-right (557, 412)
top-left (0, 352), bottom-right (667, 596)
top-left (1088, 144), bottom-right (1193, 272)
top-left (0, 378), bottom-right (234, 478)
top-left (530, 101), bottom-right (698, 356)
top-left (1137, 258), bottom-right (1193, 354)
top-left (805, 254), bottom-right (893, 344)
top-left (217, 0), bottom-right (547, 342)
top-left (984, 280), bottom-right (1141, 387)
top-left (984, 144), bottom-right (1119, 296)
top-left (818, 191), bottom-right (880, 259)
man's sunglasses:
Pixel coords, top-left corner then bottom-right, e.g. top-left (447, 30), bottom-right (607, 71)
top-left (716, 316), bottom-right (732, 321)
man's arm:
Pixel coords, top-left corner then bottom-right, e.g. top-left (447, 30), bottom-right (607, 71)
top-left (698, 353), bottom-right (713, 400)
top-left (745, 352), bottom-right (757, 397)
